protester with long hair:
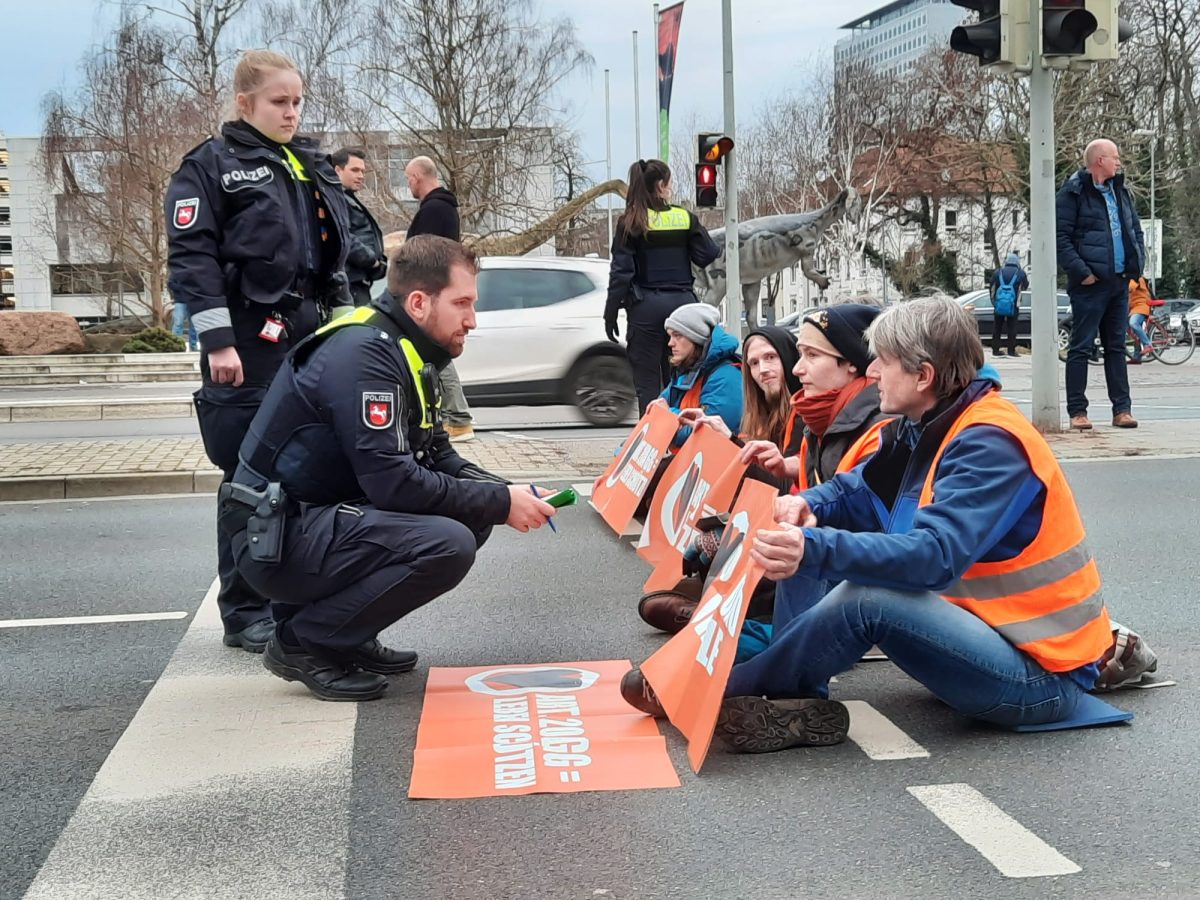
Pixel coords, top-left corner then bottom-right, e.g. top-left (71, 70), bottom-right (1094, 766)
top-left (166, 48), bottom-right (352, 652)
top-left (605, 159), bottom-right (720, 413)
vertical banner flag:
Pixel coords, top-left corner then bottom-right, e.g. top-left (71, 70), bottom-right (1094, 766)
top-left (409, 660), bottom-right (681, 799)
top-left (657, 1), bottom-right (685, 161)
top-left (640, 479), bottom-right (779, 772)
top-left (637, 423), bottom-right (748, 592)
top-left (591, 404), bottom-right (678, 535)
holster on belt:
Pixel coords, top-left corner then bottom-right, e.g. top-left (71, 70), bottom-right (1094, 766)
top-left (218, 481), bottom-right (289, 564)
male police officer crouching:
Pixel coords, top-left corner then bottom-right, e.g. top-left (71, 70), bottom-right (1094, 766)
top-left (221, 236), bottom-right (555, 701)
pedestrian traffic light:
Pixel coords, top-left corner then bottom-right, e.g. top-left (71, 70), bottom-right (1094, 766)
top-left (1072, 0), bottom-right (1136, 63)
top-left (695, 162), bottom-right (718, 208)
top-left (949, 1), bottom-right (1030, 69)
top-left (1040, 0), bottom-right (1097, 55)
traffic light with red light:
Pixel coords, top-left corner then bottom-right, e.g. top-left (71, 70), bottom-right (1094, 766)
top-left (695, 133), bottom-right (733, 209)
top-left (695, 163), bottom-right (718, 208)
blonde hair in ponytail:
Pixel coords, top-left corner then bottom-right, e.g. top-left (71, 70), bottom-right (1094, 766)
top-left (228, 49), bottom-right (301, 121)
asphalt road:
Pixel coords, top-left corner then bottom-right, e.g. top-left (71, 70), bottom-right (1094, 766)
top-left (1, 460), bottom-right (1197, 899)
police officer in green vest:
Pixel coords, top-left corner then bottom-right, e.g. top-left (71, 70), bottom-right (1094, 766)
top-left (221, 236), bottom-right (556, 701)
top-left (605, 159), bottom-right (721, 414)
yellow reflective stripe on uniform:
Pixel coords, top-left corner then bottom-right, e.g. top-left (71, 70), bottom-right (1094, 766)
top-left (941, 540), bottom-right (1095, 601)
top-left (314, 305), bottom-right (374, 335)
top-left (280, 145), bottom-right (311, 182)
top-left (398, 338), bottom-right (433, 430)
top-left (647, 206), bottom-right (690, 231)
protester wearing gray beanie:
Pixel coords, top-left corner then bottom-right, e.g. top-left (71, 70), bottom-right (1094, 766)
top-left (664, 303), bottom-right (722, 348)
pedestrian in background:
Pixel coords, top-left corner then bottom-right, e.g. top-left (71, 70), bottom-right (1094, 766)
top-left (404, 155), bottom-right (475, 443)
top-left (1127, 275), bottom-right (1154, 363)
top-left (333, 147), bottom-right (387, 310)
top-left (989, 252), bottom-right (1028, 357)
top-left (171, 301), bottom-right (198, 351)
top-left (165, 48), bottom-right (352, 652)
top-left (605, 159), bottom-right (720, 414)
top-left (1056, 139), bottom-right (1145, 430)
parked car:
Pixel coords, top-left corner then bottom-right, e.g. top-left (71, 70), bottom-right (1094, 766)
top-left (955, 289), bottom-right (1072, 349)
top-left (1183, 305), bottom-right (1200, 336)
top-left (1155, 298), bottom-right (1199, 318)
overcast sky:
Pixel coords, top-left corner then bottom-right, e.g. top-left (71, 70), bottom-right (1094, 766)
top-left (1, 0), bottom-right (890, 182)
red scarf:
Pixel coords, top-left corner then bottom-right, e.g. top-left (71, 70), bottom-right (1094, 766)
top-left (791, 377), bottom-right (871, 438)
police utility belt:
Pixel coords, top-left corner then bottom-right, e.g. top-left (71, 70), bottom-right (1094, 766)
top-left (218, 481), bottom-right (289, 564)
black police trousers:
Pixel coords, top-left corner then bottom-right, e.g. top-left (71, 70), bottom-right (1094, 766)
top-left (230, 502), bottom-right (490, 653)
top-left (194, 299), bottom-right (321, 633)
top-left (626, 287), bottom-right (697, 414)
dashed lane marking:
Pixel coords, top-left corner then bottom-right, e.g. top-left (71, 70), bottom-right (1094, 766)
top-left (844, 700), bottom-right (930, 760)
top-left (907, 783), bottom-right (1081, 878)
top-left (0, 611), bottom-right (188, 629)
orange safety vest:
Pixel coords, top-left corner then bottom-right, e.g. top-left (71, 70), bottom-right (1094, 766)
top-left (919, 391), bottom-right (1111, 673)
top-left (795, 418), bottom-right (890, 492)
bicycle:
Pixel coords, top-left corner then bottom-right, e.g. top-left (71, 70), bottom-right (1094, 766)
top-left (1058, 310), bottom-right (1196, 366)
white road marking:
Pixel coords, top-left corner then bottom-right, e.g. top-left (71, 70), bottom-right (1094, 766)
top-left (844, 700), bottom-right (930, 760)
top-left (0, 611), bottom-right (188, 629)
top-left (23, 579), bottom-right (357, 900)
top-left (907, 783), bottom-right (1081, 878)
top-left (572, 481), bottom-right (594, 498)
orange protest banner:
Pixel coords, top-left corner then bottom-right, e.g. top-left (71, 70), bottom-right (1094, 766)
top-left (639, 479), bottom-right (779, 772)
top-left (637, 423), bottom-right (748, 592)
top-left (591, 404), bottom-right (679, 534)
top-left (409, 660), bottom-right (681, 799)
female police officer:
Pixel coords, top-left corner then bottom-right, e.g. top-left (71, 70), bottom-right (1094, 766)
top-left (604, 159), bottom-right (720, 414)
top-left (166, 49), bottom-right (351, 652)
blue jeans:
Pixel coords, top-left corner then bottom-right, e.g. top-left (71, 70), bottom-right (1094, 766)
top-left (172, 302), bottom-right (198, 350)
top-left (1066, 277), bottom-right (1131, 418)
top-left (1129, 313), bottom-right (1152, 354)
top-left (725, 582), bottom-right (1086, 729)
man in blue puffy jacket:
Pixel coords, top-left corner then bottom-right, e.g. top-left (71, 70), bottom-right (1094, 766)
top-left (1056, 139), bottom-right (1145, 432)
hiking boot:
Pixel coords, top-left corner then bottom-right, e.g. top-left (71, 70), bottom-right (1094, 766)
top-left (716, 695), bottom-right (850, 753)
top-left (620, 667), bottom-right (666, 718)
top-left (222, 617), bottom-right (274, 654)
top-left (344, 638), bottom-right (418, 675)
top-left (445, 423), bottom-right (475, 443)
top-left (638, 590), bottom-right (699, 634)
top-left (1112, 412), bottom-right (1139, 429)
top-left (1069, 414), bottom-right (1093, 431)
top-left (263, 637), bottom-right (388, 702)
top-left (1094, 625), bottom-right (1158, 691)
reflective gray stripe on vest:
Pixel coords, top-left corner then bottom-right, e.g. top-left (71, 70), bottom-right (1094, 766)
top-left (996, 591), bottom-right (1104, 646)
top-left (191, 307), bottom-right (232, 334)
top-left (941, 539), bottom-right (1093, 601)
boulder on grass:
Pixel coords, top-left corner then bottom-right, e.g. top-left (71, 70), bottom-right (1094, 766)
top-left (0, 311), bottom-right (87, 356)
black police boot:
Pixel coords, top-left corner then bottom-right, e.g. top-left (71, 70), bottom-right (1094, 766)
top-left (344, 639), bottom-right (419, 675)
top-left (222, 617), bottom-right (275, 654)
top-left (263, 636), bottom-right (388, 702)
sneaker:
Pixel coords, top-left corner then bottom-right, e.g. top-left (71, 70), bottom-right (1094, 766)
top-left (619, 667), bottom-right (666, 718)
top-left (1069, 414), bottom-right (1093, 431)
top-left (716, 695), bottom-right (850, 753)
top-left (1094, 625), bottom-right (1158, 691)
top-left (638, 589), bottom-right (699, 634)
top-left (445, 423), bottom-right (475, 443)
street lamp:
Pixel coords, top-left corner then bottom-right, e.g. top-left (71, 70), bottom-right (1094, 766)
top-left (1132, 127), bottom-right (1157, 294)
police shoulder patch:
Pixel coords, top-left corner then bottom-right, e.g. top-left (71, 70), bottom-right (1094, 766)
top-left (362, 391), bottom-right (395, 430)
top-left (173, 198), bottom-right (200, 230)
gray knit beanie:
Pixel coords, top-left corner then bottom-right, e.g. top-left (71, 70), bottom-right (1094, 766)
top-left (664, 303), bottom-right (721, 346)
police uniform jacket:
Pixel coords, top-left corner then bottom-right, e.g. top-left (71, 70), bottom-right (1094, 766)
top-left (233, 291), bottom-right (511, 526)
top-left (165, 120), bottom-right (351, 354)
top-left (604, 204), bottom-right (720, 321)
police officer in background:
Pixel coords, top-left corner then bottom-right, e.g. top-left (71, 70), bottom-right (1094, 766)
top-left (166, 49), bottom-right (351, 653)
top-left (332, 146), bottom-right (387, 308)
top-left (222, 236), bottom-right (556, 702)
top-left (605, 158), bottom-right (720, 414)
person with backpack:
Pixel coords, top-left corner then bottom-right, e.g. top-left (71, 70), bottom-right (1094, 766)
top-left (989, 253), bottom-right (1028, 357)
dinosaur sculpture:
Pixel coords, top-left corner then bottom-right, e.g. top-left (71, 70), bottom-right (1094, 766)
top-left (694, 187), bottom-right (859, 322)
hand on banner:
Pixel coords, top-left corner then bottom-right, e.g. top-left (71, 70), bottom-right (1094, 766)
top-left (678, 408), bottom-right (731, 438)
top-left (741, 440), bottom-right (800, 482)
top-left (506, 485), bottom-right (556, 533)
top-left (752, 522), bottom-right (805, 580)
top-left (773, 494), bottom-right (817, 528)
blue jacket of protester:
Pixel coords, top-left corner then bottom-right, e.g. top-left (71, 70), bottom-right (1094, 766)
top-left (660, 324), bottom-right (743, 447)
top-left (1055, 168), bottom-right (1145, 289)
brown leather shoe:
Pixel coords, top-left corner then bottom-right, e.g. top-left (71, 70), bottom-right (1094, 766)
top-left (638, 589), bottom-right (699, 634)
top-left (1112, 412), bottom-right (1138, 428)
top-left (1069, 415), bottom-right (1093, 430)
top-left (620, 667), bottom-right (666, 718)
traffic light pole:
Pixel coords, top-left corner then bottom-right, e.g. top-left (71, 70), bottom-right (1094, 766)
top-left (721, 0), bottom-right (742, 340)
top-left (1028, 27), bottom-right (1061, 434)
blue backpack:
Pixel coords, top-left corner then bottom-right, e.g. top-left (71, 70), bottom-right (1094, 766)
top-left (995, 268), bottom-right (1019, 317)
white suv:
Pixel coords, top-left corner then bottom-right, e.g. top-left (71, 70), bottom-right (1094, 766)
top-left (456, 256), bottom-right (635, 426)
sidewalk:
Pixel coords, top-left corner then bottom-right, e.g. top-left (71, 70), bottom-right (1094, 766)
top-left (0, 433), bottom-right (618, 501)
top-left (1, 417), bottom-right (1198, 501)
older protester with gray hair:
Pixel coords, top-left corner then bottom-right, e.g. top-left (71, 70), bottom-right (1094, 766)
top-left (621, 296), bottom-right (1155, 752)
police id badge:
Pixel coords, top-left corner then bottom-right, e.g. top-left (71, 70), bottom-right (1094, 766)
top-left (362, 391), bottom-right (395, 429)
top-left (259, 314), bottom-right (286, 343)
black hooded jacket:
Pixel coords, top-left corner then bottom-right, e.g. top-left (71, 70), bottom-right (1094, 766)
top-left (407, 187), bottom-right (461, 241)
